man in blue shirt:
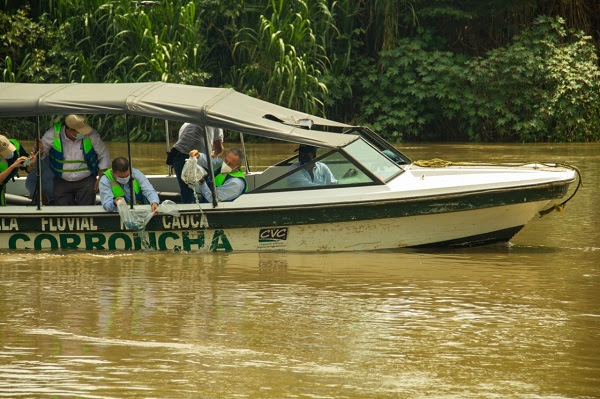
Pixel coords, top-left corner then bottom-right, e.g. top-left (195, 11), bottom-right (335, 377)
top-left (99, 157), bottom-right (160, 212)
top-left (188, 148), bottom-right (246, 202)
top-left (288, 145), bottom-right (337, 187)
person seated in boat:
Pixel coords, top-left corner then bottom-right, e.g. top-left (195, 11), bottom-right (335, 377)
top-left (168, 123), bottom-right (225, 203)
top-left (99, 157), bottom-right (160, 212)
top-left (188, 148), bottom-right (247, 202)
top-left (39, 115), bottom-right (110, 205)
top-left (25, 153), bottom-right (55, 205)
top-left (0, 134), bottom-right (38, 206)
top-left (287, 144), bottom-right (337, 187)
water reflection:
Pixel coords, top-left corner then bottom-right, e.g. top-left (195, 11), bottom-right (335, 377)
top-left (1, 246), bottom-right (599, 397)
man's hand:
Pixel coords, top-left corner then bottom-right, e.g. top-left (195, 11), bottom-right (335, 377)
top-left (34, 140), bottom-right (44, 153)
top-left (151, 202), bottom-right (159, 213)
top-left (189, 149), bottom-right (200, 158)
top-left (212, 139), bottom-right (224, 157)
top-left (12, 156), bottom-right (28, 169)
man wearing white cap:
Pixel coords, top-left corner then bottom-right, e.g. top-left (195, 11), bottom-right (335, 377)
top-left (39, 115), bottom-right (110, 205)
top-left (0, 134), bottom-right (37, 206)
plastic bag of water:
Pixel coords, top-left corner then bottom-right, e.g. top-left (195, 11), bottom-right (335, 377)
top-left (181, 156), bottom-right (207, 188)
top-left (117, 199), bottom-right (180, 230)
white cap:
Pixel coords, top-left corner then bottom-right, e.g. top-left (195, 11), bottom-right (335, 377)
top-left (65, 114), bottom-right (93, 135)
top-left (0, 135), bottom-right (16, 158)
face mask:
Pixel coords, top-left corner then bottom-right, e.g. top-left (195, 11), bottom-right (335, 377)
top-left (220, 163), bottom-right (233, 174)
top-left (76, 133), bottom-right (85, 140)
top-left (3, 151), bottom-right (14, 159)
top-left (116, 176), bottom-right (130, 185)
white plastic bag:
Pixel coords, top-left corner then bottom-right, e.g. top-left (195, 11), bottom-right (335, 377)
top-left (117, 199), bottom-right (180, 231)
top-left (180, 156), bottom-right (210, 229)
top-left (156, 199), bottom-right (180, 217)
top-left (117, 199), bottom-right (181, 249)
top-left (117, 198), bottom-right (146, 230)
top-left (181, 156), bottom-right (207, 188)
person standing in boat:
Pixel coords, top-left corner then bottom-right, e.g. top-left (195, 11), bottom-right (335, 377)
top-left (0, 134), bottom-right (37, 206)
top-left (39, 115), bottom-right (110, 205)
top-left (168, 123), bottom-right (224, 203)
top-left (287, 144), bottom-right (337, 187)
top-left (25, 150), bottom-right (55, 205)
top-left (99, 157), bottom-right (160, 212)
top-left (188, 148), bottom-right (246, 202)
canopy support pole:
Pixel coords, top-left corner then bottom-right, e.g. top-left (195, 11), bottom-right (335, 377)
top-left (125, 114), bottom-right (134, 210)
top-left (202, 127), bottom-right (218, 208)
top-left (36, 117), bottom-right (41, 210)
top-left (240, 133), bottom-right (250, 173)
top-left (165, 120), bottom-right (172, 176)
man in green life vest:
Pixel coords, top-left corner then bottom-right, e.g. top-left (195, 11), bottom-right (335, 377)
top-left (188, 148), bottom-right (247, 203)
top-left (0, 134), bottom-right (38, 206)
top-left (39, 115), bottom-right (110, 205)
top-left (99, 157), bottom-right (160, 212)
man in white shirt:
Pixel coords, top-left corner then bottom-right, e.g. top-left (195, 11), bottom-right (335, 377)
top-left (288, 145), bottom-right (337, 187)
top-left (40, 115), bottom-right (110, 205)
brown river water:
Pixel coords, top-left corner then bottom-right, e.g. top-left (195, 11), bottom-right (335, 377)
top-left (0, 142), bottom-right (598, 398)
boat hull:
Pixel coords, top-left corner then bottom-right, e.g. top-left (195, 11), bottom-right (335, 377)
top-left (0, 201), bottom-right (540, 251)
top-left (0, 181), bottom-right (563, 252)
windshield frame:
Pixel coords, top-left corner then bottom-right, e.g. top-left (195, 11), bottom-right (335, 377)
top-left (250, 137), bottom-right (404, 193)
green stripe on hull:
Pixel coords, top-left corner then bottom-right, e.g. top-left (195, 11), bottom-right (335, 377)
top-left (1, 180), bottom-right (570, 234)
top-left (178, 180), bottom-right (571, 230)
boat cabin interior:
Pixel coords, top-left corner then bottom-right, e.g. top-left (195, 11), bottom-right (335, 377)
top-left (5, 128), bottom-right (410, 207)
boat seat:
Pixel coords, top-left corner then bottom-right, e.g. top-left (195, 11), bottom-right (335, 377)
top-left (158, 191), bottom-right (181, 202)
top-left (4, 194), bottom-right (33, 206)
top-left (250, 166), bottom-right (289, 190)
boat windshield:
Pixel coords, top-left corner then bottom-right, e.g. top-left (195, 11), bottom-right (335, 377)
top-left (253, 138), bottom-right (402, 192)
top-left (343, 139), bottom-right (402, 181)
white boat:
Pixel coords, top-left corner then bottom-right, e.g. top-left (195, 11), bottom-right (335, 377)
top-left (0, 82), bottom-right (580, 252)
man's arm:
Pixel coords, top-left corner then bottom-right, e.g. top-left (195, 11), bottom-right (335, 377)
top-left (287, 164), bottom-right (317, 187)
top-left (89, 131), bottom-right (110, 191)
top-left (134, 169), bottom-right (160, 210)
top-left (320, 163), bottom-right (338, 185)
top-left (40, 127), bottom-right (54, 158)
top-left (211, 127), bottom-right (225, 156)
top-left (99, 175), bottom-right (118, 212)
top-left (199, 177), bottom-right (244, 202)
top-left (89, 131), bottom-right (110, 169)
top-left (212, 139), bottom-right (224, 157)
top-left (0, 156), bottom-right (26, 184)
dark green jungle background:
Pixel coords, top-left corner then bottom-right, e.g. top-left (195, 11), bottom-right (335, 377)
top-left (1, 0), bottom-right (599, 142)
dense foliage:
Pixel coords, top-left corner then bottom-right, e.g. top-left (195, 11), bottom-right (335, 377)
top-left (1, 0), bottom-right (599, 142)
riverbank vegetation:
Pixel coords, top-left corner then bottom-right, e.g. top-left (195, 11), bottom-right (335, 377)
top-left (1, 0), bottom-right (599, 142)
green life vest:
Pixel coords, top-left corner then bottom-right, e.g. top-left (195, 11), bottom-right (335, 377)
top-left (0, 139), bottom-right (22, 206)
top-left (104, 168), bottom-right (142, 204)
top-left (49, 122), bottom-right (99, 177)
top-left (214, 169), bottom-right (247, 192)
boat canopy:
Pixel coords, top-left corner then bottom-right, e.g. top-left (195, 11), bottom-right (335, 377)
top-left (0, 82), bottom-right (357, 148)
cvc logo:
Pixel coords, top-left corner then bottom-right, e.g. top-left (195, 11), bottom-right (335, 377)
top-left (259, 227), bottom-right (288, 242)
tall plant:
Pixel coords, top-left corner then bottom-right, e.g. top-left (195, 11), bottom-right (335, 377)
top-left (232, 0), bottom-right (330, 115)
